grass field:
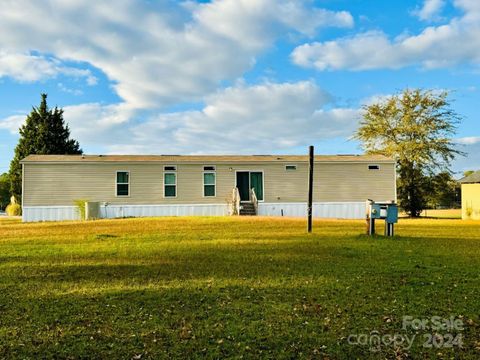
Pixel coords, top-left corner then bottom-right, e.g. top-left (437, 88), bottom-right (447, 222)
top-left (0, 216), bottom-right (479, 359)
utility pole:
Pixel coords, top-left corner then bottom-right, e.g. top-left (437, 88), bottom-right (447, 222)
top-left (307, 145), bottom-right (314, 233)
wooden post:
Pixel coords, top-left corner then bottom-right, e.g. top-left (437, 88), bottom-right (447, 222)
top-left (307, 145), bottom-right (314, 233)
top-left (365, 200), bottom-right (371, 235)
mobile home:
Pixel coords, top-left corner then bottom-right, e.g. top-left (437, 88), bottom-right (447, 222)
top-left (21, 154), bottom-right (396, 222)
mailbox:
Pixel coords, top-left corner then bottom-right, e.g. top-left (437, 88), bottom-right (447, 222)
top-left (386, 205), bottom-right (398, 224)
top-left (366, 200), bottom-right (398, 236)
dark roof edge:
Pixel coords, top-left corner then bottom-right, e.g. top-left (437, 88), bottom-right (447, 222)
top-left (459, 170), bottom-right (480, 183)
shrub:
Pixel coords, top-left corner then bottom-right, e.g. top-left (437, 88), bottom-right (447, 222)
top-left (6, 202), bottom-right (21, 216)
top-left (465, 206), bottom-right (473, 218)
top-left (74, 199), bottom-right (88, 220)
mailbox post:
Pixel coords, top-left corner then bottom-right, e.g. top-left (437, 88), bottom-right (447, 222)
top-left (366, 200), bottom-right (398, 236)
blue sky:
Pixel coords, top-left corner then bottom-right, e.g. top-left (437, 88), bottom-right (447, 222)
top-left (0, 0), bottom-right (479, 176)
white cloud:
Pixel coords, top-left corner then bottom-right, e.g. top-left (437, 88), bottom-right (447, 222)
top-left (457, 136), bottom-right (480, 145)
top-left (0, 52), bottom-right (97, 84)
top-left (0, 53), bottom-right (58, 82)
top-left (291, 0), bottom-right (480, 71)
top-left (0, 114), bottom-right (24, 133)
top-left (360, 93), bottom-right (395, 107)
top-left (57, 83), bottom-right (83, 96)
top-left (55, 81), bottom-right (359, 154)
top-left (0, 0), bottom-right (353, 109)
top-left (60, 102), bottom-right (136, 146)
top-left (0, 102), bottom-right (134, 140)
top-left (413, 0), bottom-right (446, 21)
top-left (192, 0), bottom-right (353, 43)
top-left (0, 1), bottom-right (359, 157)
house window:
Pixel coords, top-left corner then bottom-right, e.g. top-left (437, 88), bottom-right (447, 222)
top-left (368, 165), bottom-right (380, 170)
top-left (164, 172), bottom-right (176, 197)
top-left (116, 171), bottom-right (129, 196)
top-left (203, 171), bottom-right (216, 197)
top-left (285, 165), bottom-right (297, 171)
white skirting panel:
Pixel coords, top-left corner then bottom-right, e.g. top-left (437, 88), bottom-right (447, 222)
top-left (258, 202), bottom-right (366, 219)
top-left (23, 202), bottom-right (364, 222)
top-left (23, 204), bottom-right (229, 222)
top-left (23, 206), bottom-right (80, 222)
top-left (100, 204), bottom-right (229, 218)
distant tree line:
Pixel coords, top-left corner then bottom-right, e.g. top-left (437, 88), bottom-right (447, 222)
top-left (424, 171), bottom-right (460, 209)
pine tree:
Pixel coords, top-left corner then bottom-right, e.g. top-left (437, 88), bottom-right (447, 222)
top-left (8, 94), bottom-right (82, 201)
top-left (0, 173), bottom-right (9, 210)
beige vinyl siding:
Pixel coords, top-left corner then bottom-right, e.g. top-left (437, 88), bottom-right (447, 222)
top-left (23, 161), bottom-right (396, 206)
top-left (234, 162), bottom-right (395, 203)
top-left (315, 162), bottom-right (395, 202)
top-left (24, 163), bottom-right (235, 206)
top-left (263, 163), bottom-right (308, 202)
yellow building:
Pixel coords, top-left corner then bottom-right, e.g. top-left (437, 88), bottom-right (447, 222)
top-left (459, 171), bottom-right (480, 220)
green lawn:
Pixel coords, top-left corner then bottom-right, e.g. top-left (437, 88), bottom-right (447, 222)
top-left (0, 216), bottom-right (479, 359)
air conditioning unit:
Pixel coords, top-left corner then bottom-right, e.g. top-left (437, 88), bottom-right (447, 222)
top-left (85, 201), bottom-right (100, 220)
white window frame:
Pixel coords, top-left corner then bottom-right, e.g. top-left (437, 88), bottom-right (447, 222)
top-left (163, 170), bottom-right (177, 198)
top-left (203, 170), bottom-right (216, 197)
top-left (285, 164), bottom-right (297, 171)
top-left (115, 170), bottom-right (130, 197)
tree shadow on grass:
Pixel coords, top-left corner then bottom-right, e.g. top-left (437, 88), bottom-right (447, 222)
top-left (1, 280), bottom-right (478, 360)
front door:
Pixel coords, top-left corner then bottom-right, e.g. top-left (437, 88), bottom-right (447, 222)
top-left (236, 171), bottom-right (264, 201)
top-left (236, 172), bottom-right (250, 201)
